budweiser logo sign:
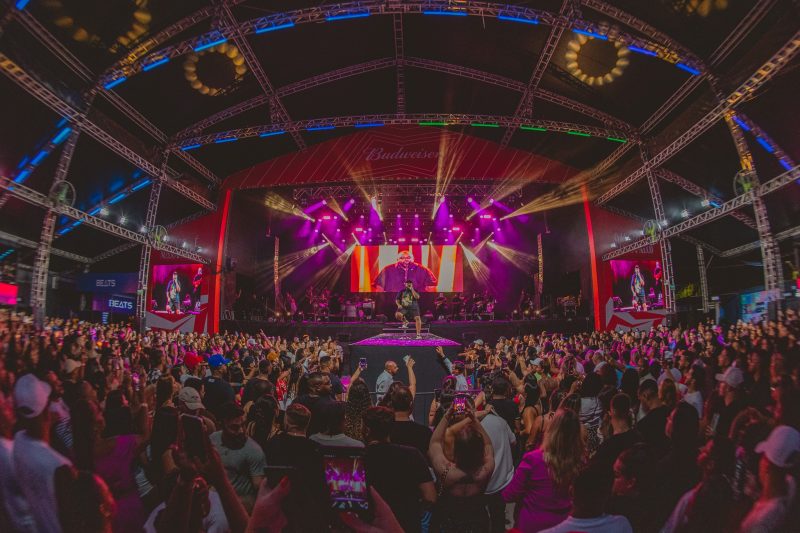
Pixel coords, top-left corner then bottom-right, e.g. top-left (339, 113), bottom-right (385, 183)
top-left (364, 147), bottom-right (439, 161)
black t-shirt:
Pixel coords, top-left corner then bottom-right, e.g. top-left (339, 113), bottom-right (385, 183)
top-left (635, 405), bottom-right (670, 457)
top-left (202, 376), bottom-right (235, 419)
top-left (396, 288), bottom-right (419, 308)
top-left (365, 443), bottom-right (433, 533)
top-left (293, 393), bottom-right (336, 436)
top-left (390, 421), bottom-right (432, 460)
top-left (487, 398), bottom-right (520, 432)
top-left (591, 429), bottom-right (643, 473)
top-left (328, 373), bottom-right (344, 397)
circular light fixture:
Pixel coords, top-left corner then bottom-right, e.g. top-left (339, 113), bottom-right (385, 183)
top-left (183, 42), bottom-right (247, 96)
top-left (565, 34), bottom-right (629, 86)
top-left (45, 0), bottom-right (152, 51)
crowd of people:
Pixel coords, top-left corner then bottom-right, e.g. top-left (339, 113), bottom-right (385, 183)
top-left (0, 306), bottom-right (799, 533)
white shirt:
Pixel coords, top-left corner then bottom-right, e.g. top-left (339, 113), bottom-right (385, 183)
top-left (740, 476), bottom-right (796, 533)
top-left (0, 436), bottom-right (36, 532)
top-left (13, 430), bottom-right (71, 533)
top-left (540, 514), bottom-right (632, 533)
top-left (376, 370), bottom-right (394, 401)
top-left (683, 392), bottom-right (703, 419)
top-left (144, 488), bottom-right (229, 533)
top-left (481, 412), bottom-right (516, 494)
top-left (310, 433), bottom-right (365, 449)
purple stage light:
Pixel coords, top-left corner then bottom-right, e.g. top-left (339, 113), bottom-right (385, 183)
top-left (397, 214), bottom-right (401, 218)
top-left (453, 227), bottom-right (460, 231)
top-left (414, 213), bottom-right (419, 217)
top-left (360, 214), bottom-right (364, 218)
top-left (322, 199), bottom-right (327, 205)
top-left (489, 198), bottom-right (495, 204)
top-left (467, 197), bottom-right (473, 203)
top-left (490, 198), bottom-right (513, 213)
top-left (304, 199), bottom-right (327, 214)
top-left (336, 228), bottom-right (341, 232)
top-left (399, 227), bottom-right (403, 231)
top-left (449, 214), bottom-right (453, 218)
top-left (414, 227), bottom-right (419, 231)
top-left (355, 227), bottom-right (363, 232)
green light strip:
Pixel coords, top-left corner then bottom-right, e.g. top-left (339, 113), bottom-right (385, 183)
top-left (520, 125), bottom-right (547, 132)
top-left (419, 121), bottom-right (448, 126)
top-left (567, 130), bottom-right (592, 137)
top-left (606, 137), bottom-right (627, 143)
top-left (471, 123), bottom-right (500, 128)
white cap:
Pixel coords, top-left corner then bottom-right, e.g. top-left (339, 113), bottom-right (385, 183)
top-left (63, 359), bottom-right (82, 374)
top-left (715, 366), bottom-right (744, 388)
top-left (756, 425), bottom-right (800, 468)
top-left (531, 358), bottom-right (543, 367)
top-left (318, 350), bottom-right (329, 359)
top-left (13, 374), bottom-right (52, 419)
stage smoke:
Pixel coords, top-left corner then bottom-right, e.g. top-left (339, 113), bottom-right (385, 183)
top-left (487, 241), bottom-right (538, 272)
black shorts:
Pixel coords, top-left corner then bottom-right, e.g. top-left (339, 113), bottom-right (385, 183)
top-left (398, 305), bottom-right (420, 319)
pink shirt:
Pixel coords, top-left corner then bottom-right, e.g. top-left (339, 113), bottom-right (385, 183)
top-left (502, 449), bottom-right (571, 533)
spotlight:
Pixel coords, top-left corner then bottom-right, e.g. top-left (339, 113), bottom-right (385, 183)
top-left (660, 219), bottom-right (668, 227)
top-left (610, 243), bottom-right (617, 248)
top-left (701, 199), bottom-right (710, 207)
top-left (100, 207), bottom-right (109, 216)
top-left (119, 215), bottom-right (127, 224)
top-left (624, 235), bottom-right (631, 241)
top-left (489, 198), bottom-right (495, 204)
top-left (181, 242), bottom-right (187, 248)
top-left (414, 213), bottom-right (419, 218)
top-left (680, 209), bottom-right (689, 219)
top-left (140, 225), bottom-right (147, 233)
top-left (322, 199), bottom-right (327, 205)
top-left (467, 197), bottom-right (473, 203)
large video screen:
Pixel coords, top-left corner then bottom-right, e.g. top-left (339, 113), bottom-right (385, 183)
top-left (148, 263), bottom-right (206, 313)
top-left (609, 259), bottom-right (661, 309)
top-left (350, 245), bottom-right (463, 293)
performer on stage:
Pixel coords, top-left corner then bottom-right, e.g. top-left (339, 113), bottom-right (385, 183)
top-left (396, 280), bottom-right (423, 339)
top-left (191, 266), bottom-right (203, 310)
top-left (166, 271), bottom-right (181, 314)
top-left (630, 264), bottom-right (648, 311)
top-left (373, 251), bottom-right (437, 292)
top-left (653, 261), bottom-right (663, 304)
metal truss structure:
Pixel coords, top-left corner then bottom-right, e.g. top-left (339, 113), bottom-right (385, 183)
top-left (0, 176), bottom-right (207, 264)
top-left (0, 53), bottom-right (217, 212)
top-left (98, 0), bottom-right (708, 87)
top-left (720, 225), bottom-right (800, 258)
top-left (291, 183), bottom-right (521, 203)
top-left (500, 0), bottom-right (575, 148)
top-left (394, 14), bottom-right (405, 115)
top-left (136, 171), bottom-right (163, 320)
top-left (175, 113), bottom-right (629, 148)
top-left (696, 245), bottom-right (709, 313)
top-left (596, 31), bottom-right (800, 205)
top-left (602, 164), bottom-right (800, 260)
top-left (0, 230), bottom-right (91, 264)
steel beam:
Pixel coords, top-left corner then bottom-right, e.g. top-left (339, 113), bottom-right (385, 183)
top-left (136, 171), bottom-right (163, 320)
top-left (500, 0), bottom-right (574, 148)
top-left (595, 32), bottom-right (800, 205)
top-left (720, 225), bottom-right (800, 258)
top-left (174, 113), bottom-right (629, 149)
top-left (602, 164), bottom-right (800, 260)
top-left (0, 229), bottom-right (91, 264)
top-left (0, 175), bottom-right (207, 263)
top-left (697, 245), bottom-right (709, 312)
top-left (98, 0), bottom-right (705, 86)
top-left (394, 14), bottom-right (406, 115)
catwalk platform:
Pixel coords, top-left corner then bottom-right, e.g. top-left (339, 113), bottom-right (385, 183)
top-left (352, 331), bottom-right (460, 347)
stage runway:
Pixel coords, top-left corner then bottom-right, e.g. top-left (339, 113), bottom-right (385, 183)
top-left (352, 332), bottom-right (460, 347)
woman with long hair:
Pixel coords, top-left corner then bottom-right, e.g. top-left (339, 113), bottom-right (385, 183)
top-left (520, 374), bottom-right (544, 451)
top-left (578, 373), bottom-right (604, 456)
top-left (344, 378), bottom-right (372, 442)
top-left (72, 399), bottom-right (147, 533)
top-left (246, 394), bottom-right (279, 452)
top-left (503, 408), bottom-right (585, 532)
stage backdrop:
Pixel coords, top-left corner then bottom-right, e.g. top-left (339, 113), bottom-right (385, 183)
top-left (350, 245), bottom-right (464, 293)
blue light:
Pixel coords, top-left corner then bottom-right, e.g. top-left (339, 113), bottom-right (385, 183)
top-left (89, 207), bottom-right (101, 216)
top-left (756, 137), bottom-right (775, 153)
top-left (15, 0), bottom-right (30, 9)
top-left (194, 38), bottom-right (228, 53)
top-left (306, 125), bottom-right (335, 131)
top-left (108, 193), bottom-right (127, 205)
top-left (731, 116), bottom-right (750, 131)
top-left (30, 150), bottom-right (49, 166)
top-left (52, 126), bottom-right (73, 145)
top-left (627, 45), bottom-right (658, 57)
top-left (780, 159), bottom-right (793, 171)
top-left (142, 57), bottom-right (170, 72)
top-left (326, 11), bottom-right (370, 21)
top-left (16, 155), bottom-right (30, 169)
top-left (354, 122), bottom-right (384, 128)
top-left (14, 169), bottom-right (31, 183)
top-left (675, 62), bottom-right (700, 75)
top-left (57, 227), bottom-right (73, 236)
top-left (423, 10), bottom-right (468, 16)
top-left (104, 76), bottom-right (128, 90)
top-left (214, 137), bottom-right (238, 144)
top-left (709, 201), bottom-right (721, 208)
top-left (181, 144), bottom-right (201, 151)
top-left (131, 179), bottom-right (151, 192)
top-left (255, 21), bottom-right (295, 34)
top-left (259, 130), bottom-right (286, 137)
top-left (572, 28), bottom-right (608, 40)
top-left (497, 14), bottom-right (539, 24)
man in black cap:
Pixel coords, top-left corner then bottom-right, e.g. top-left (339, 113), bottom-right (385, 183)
top-left (396, 279), bottom-right (423, 339)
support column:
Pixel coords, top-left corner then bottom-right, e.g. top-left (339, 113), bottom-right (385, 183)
top-left (273, 236), bottom-right (280, 314)
top-left (31, 129), bottom-right (79, 327)
top-left (696, 245), bottom-right (709, 313)
top-left (724, 112), bottom-right (784, 310)
top-left (136, 156), bottom-right (165, 325)
top-left (641, 145), bottom-right (676, 314)
top-left (536, 232), bottom-right (544, 312)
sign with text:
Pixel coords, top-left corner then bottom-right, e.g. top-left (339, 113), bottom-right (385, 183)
top-left (92, 294), bottom-right (136, 314)
top-left (79, 273), bottom-right (138, 293)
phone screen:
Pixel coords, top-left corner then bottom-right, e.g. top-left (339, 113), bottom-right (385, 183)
top-left (323, 452), bottom-right (370, 512)
top-left (358, 358), bottom-right (367, 370)
top-left (453, 395), bottom-right (467, 415)
top-left (181, 415), bottom-right (206, 461)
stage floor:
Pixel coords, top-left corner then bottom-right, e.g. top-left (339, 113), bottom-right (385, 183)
top-left (352, 332), bottom-right (460, 347)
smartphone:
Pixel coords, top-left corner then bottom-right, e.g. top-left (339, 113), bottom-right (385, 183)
top-left (181, 415), bottom-right (207, 461)
top-left (323, 450), bottom-right (370, 513)
top-left (501, 359), bottom-right (508, 369)
top-left (264, 465), bottom-right (297, 489)
top-left (358, 358), bottom-right (367, 370)
top-left (453, 395), bottom-right (467, 415)
top-left (709, 413), bottom-right (720, 435)
top-left (403, 355), bottom-right (410, 364)
top-left (131, 372), bottom-right (141, 391)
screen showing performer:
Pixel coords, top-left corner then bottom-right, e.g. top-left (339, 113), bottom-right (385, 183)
top-left (609, 259), bottom-right (661, 311)
top-left (350, 245), bottom-right (463, 292)
top-left (149, 263), bottom-right (206, 314)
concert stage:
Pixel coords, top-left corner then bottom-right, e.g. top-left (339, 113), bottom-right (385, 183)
top-left (219, 318), bottom-right (592, 344)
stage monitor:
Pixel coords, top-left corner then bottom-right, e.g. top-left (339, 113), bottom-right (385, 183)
top-left (350, 245), bottom-right (463, 293)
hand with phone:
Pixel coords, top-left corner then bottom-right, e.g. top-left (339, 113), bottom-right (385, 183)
top-left (358, 358), bottom-right (368, 371)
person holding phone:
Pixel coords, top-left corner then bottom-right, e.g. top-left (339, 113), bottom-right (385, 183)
top-left (396, 280), bottom-right (424, 339)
